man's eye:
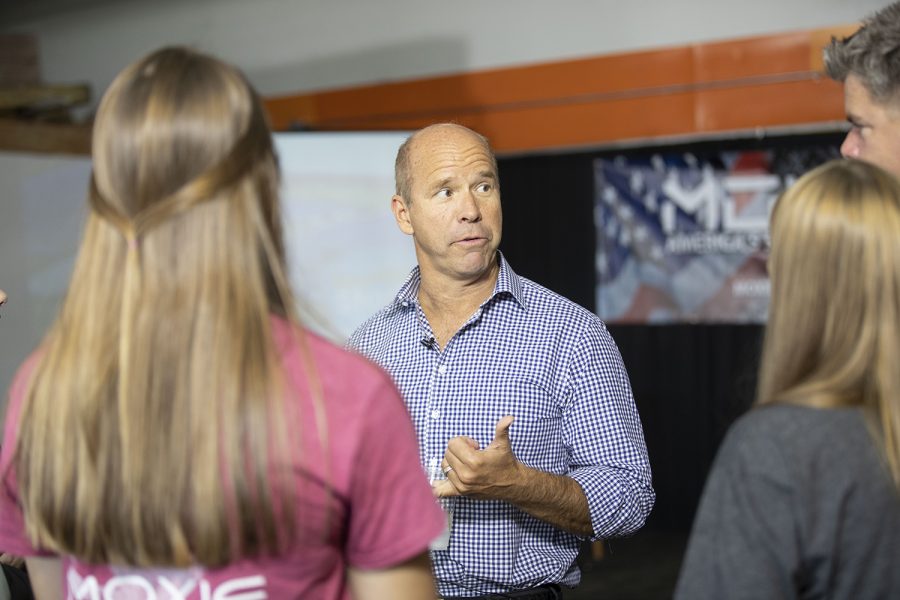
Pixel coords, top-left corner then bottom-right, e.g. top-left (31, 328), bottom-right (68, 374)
top-left (436, 188), bottom-right (452, 198)
top-left (476, 183), bottom-right (492, 193)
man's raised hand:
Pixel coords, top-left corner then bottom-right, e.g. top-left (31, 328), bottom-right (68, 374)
top-left (433, 416), bottom-right (521, 500)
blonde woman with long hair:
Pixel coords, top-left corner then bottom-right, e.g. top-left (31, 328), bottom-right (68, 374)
top-left (675, 159), bottom-right (900, 599)
top-left (0, 47), bottom-right (444, 600)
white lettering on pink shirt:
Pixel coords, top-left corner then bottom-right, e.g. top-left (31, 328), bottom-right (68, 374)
top-left (66, 566), bottom-right (267, 600)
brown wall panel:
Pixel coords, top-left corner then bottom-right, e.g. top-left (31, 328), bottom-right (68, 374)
top-left (695, 77), bottom-right (844, 132)
top-left (693, 32), bottom-right (811, 82)
top-left (268, 46), bottom-right (696, 130)
top-left (263, 25), bottom-right (857, 154)
top-left (462, 93), bottom-right (698, 153)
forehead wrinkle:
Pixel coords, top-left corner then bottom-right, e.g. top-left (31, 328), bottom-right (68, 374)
top-left (844, 74), bottom-right (900, 123)
top-left (423, 159), bottom-right (495, 188)
top-left (419, 141), bottom-right (488, 162)
top-left (420, 148), bottom-right (493, 176)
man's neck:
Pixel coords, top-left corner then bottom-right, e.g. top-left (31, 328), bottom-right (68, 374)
top-left (416, 259), bottom-right (500, 349)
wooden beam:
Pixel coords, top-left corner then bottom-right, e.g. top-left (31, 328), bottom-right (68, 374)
top-left (0, 83), bottom-right (90, 110)
top-left (0, 118), bottom-right (90, 155)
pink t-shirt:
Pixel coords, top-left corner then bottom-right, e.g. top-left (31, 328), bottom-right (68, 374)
top-left (0, 318), bottom-right (445, 599)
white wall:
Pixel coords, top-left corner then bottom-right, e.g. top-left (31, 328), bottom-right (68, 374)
top-left (0, 152), bottom-right (90, 411)
top-left (2, 0), bottom-right (892, 117)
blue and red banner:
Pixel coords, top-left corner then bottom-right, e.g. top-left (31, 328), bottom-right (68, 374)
top-left (594, 146), bottom-right (837, 323)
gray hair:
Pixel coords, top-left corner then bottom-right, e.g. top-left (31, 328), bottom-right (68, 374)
top-left (823, 1), bottom-right (900, 102)
top-left (394, 123), bottom-right (498, 203)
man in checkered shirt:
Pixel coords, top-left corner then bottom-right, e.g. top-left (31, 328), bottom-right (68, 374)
top-left (349, 123), bottom-right (654, 600)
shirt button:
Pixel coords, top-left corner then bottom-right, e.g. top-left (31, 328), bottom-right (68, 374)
top-left (438, 365), bottom-right (447, 374)
top-left (402, 301), bottom-right (409, 307)
top-left (431, 409), bottom-right (440, 419)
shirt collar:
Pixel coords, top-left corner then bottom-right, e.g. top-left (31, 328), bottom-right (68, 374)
top-left (393, 251), bottom-right (526, 309)
top-left (493, 252), bottom-right (526, 308)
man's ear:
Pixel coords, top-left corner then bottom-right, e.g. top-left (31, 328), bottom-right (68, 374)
top-left (391, 195), bottom-right (414, 235)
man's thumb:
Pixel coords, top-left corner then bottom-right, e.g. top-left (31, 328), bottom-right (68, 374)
top-left (491, 415), bottom-right (515, 446)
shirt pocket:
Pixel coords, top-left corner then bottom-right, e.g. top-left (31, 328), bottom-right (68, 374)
top-left (482, 377), bottom-right (566, 472)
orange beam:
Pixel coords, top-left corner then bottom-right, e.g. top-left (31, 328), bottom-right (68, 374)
top-left (264, 25), bottom-right (859, 153)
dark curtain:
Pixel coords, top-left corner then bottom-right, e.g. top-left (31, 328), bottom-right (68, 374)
top-left (607, 324), bottom-right (761, 529)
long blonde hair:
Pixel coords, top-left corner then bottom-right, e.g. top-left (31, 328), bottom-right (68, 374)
top-left (14, 47), bottom-right (303, 566)
top-left (758, 158), bottom-right (900, 488)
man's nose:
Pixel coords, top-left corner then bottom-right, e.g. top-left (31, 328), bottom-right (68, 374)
top-left (840, 130), bottom-right (860, 159)
top-left (459, 190), bottom-right (482, 222)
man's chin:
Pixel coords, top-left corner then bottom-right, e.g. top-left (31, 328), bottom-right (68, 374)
top-left (455, 253), bottom-right (498, 278)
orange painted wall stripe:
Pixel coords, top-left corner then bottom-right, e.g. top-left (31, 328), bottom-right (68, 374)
top-left (264, 24), bottom-right (859, 154)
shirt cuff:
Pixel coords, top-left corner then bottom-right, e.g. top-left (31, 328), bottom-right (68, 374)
top-left (568, 466), bottom-right (654, 540)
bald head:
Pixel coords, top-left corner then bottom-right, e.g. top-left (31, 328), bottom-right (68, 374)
top-left (394, 123), bottom-right (498, 203)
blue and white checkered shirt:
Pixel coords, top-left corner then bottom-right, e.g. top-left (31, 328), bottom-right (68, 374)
top-left (349, 254), bottom-right (654, 597)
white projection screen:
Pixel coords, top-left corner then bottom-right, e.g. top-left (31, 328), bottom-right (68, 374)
top-left (0, 131), bottom-right (415, 417)
top-left (276, 132), bottom-right (416, 339)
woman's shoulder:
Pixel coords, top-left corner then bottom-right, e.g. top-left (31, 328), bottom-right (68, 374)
top-left (272, 316), bottom-right (399, 405)
top-left (274, 315), bottom-right (381, 363)
top-left (729, 403), bottom-right (866, 445)
top-left (720, 403), bottom-right (875, 482)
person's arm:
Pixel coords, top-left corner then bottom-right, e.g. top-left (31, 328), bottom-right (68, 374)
top-left (348, 552), bottom-right (436, 600)
top-left (24, 557), bottom-right (62, 600)
top-left (561, 323), bottom-right (654, 538)
top-left (434, 416), bottom-right (592, 536)
top-left (436, 322), bottom-right (654, 539)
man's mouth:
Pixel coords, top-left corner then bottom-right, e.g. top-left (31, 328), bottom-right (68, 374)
top-left (455, 236), bottom-right (486, 246)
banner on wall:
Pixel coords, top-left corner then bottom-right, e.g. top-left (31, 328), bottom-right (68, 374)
top-left (594, 146), bottom-right (838, 324)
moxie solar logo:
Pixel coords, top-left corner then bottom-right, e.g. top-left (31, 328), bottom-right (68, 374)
top-left (66, 568), bottom-right (267, 600)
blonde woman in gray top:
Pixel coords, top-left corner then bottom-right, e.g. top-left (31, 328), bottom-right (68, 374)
top-left (676, 159), bottom-right (900, 599)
